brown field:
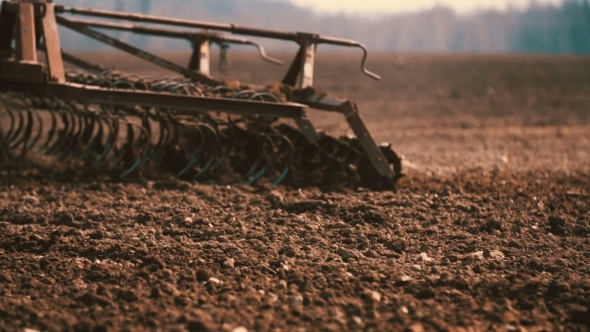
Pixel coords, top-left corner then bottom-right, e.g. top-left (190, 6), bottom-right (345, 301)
top-left (1, 52), bottom-right (589, 331)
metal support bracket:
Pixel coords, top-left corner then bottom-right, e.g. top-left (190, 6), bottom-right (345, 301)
top-left (188, 37), bottom-right (210, 76)
top-left (282, 34), bottom-right (323, 144)
top-left (293, 94), bottom-right (397, 180)
top-left (44, 82), bottom-right (309, 120)
top-left (282, 35), bottom-right (317, 88)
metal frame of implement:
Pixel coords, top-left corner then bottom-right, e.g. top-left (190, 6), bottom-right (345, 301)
top-left (0, 0), bottom-right (402, 185)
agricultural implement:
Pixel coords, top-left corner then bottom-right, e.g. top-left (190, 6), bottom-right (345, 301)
top-left (0, 0), bottom-right (403, 190)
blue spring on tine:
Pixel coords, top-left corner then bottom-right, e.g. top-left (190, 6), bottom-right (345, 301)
top-left (270, 133), bottom-right (295, 187)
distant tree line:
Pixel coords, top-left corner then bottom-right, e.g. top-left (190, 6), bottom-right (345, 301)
top-left (57, 0), bottom-right (590, 54)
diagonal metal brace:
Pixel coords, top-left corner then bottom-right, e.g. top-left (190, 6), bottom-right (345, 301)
top-left (56, 15), bottom-right (221, 86)
top-left (44, 82), bottom-right (309, 120)
top-left (293, 94), bottom-right (396, 180)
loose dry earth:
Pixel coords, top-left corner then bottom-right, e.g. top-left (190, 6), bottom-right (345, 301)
top-left (1, 53), bottom-right (589, 331)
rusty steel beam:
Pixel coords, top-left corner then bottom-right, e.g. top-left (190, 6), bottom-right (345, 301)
top-left (45, 82), bottom-right (309, 120)
top-left (41, 2), bottom-right (65, 82)
top-left (59, 49), bottom-right (107, 73)
top-left (188, 39), bottom-right (210, 76)
top-left (15, 2), bottom-right (36, 62)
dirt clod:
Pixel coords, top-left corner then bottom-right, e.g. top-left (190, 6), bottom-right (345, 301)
top-left (1, 54), bottom-right (589, 331)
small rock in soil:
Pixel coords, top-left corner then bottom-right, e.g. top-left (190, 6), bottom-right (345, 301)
top-left (22, 195), bottom-right (39, 205)
top-left (456, 203), bottom-right (471, 212)
top-left (223, 258), bottom-right (235, 269)
top-left (53, 212), bottom-right (76, 226)
top-left (370, 290), bottom-right (382, 303)
top-left (267, 191), bottom-right (284, 204)
top-left (416, 252), bottom-right (433, 262)
top-left (232, 327), bottom-right (248, 332)
top-left (396, 275), bottom-right (412, 284)
top-left (548, 215), bottom-right (566, 234)
top-left (196, 269), bottom-right (211, 282)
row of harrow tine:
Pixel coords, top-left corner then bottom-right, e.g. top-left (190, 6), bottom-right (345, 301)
top-left (1, 71), bottom-right (393, 188)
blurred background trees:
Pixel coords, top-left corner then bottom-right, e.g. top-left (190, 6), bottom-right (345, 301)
top-left (57, 0), bottom-right (590, 54)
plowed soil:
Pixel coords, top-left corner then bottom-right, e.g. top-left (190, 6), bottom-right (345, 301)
top-left (1, 53), bottom-right (589, 332)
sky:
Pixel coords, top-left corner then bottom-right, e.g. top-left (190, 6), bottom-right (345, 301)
top-left (289, 0), bottom-right (565, 15)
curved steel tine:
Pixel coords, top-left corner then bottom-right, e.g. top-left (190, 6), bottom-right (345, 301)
top-left (70, 106), bottom-right (94, 160)
top-left (157, 82), bottom-right (177, 93)
top-left (39, 108), bottom-right (58, 152)
top-left (206, 121), bottom-right (231, 175)
top-left (187, 84), bottom-right (204, 97)
top-left (244, 134), bottom-right (264, 177)
top-left (241, 120), bottom-right (271, 179)
top-left (270, 133), bottom-right (295, 187)
top-left (245, 134), bottom-right (276, 185)
top-left (232, 90), bottom-right (257, 99)
top-left (0, 105), bottom-right (16, 149)
top-left (56, 106), bottom-right (83, 159)
top-left (77, 108), bottom-right (96, 157)
top-left (213, 119), bottom-right (239, 180)
top-left (55, 106), bottom-right (81, 159)
top-left (175, 122), bottom-right (205, 177)
top-left (89, 115), bottom-right (108, 161)
top-left (119, 121), bottom-right (151, 178)
top-left (206, 118), bottom-right (234, 174)
top-left (7, 107), bottom-right (25, 150)
top-left (148, 110), bottom-right (170, 167)
top-left (46, 108), bottom-right (70, 155)
top-left (110, 80), bottom-right (136, 90)
top-left (159, 110), bottom-right (181, 167)
top-left (169, 83), bottom-right (191, 95)
top-left (210, 85), bottom-right (238, 95)
top-left (137, 112), bottom-right (155, 160)
top-left (145, 111), bottom-right (167, 162)
top-left (109, 119), bottom-right (134, 172)
top-left (249, 93), bottom-right (281, 103)
top-left (98, 114), bottom-right (119, 162)
top-left (134, 114), bottom-right (156, 166)
top-left (19, 107), bottom-right (35, 157)
top-left (80, 111), bottom-right (103, 160)
top-left (193, 123), bottom-right (221, 179)
top-left (26, 108), bottom-right (44, 152)
top-left (3, 99), bottom-right (26, 150)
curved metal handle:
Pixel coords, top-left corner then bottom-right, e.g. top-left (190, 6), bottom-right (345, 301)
top-left (211, 36), bottom-right (282, 65)
top-left (315, 35), bottom-right (381, 81)
top-left (247, 41), bottom-right (283, 65)
top-left (357, 43), bottom-right (381, 81)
